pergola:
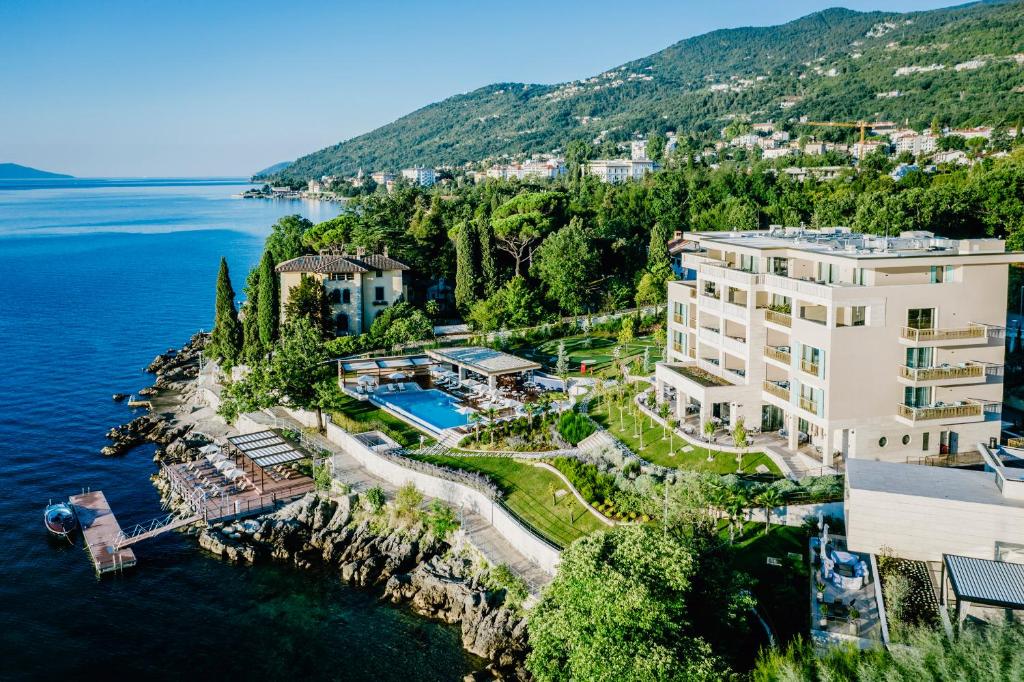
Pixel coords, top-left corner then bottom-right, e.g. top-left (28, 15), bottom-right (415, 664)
top-left (338, 355), bottom-right (434, 385)
top-left (227, 430), bottom-right (306, 493)
top-left (426, 346), bottom-right (541, 388)
top-left (941, 553), bottom-right (1024, 630)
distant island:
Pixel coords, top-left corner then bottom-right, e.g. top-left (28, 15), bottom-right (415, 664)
top-left (0, 163), bottom-right (73, 180)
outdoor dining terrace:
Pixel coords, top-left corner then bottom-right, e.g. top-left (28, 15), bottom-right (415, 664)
top-left (809, 527), bottom-right (883, 648)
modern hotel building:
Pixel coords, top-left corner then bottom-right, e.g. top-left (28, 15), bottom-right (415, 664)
top-left (655, 227), bottom-right (1023, 466)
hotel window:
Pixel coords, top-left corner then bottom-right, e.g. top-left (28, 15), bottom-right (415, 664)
top-left (905, 347), bottom-right (933, 369)
top-left (374, 286), bottom-right (385, 302)
top-left (342, 289), bottom-right (351, 304)
top-left (852, 268), bottom-right (866, 286)
top-left (817, 262), bottom-right (838, 284)
top-left (375, 270), bottom-right (383, 278)
top-left (922, 432), bottom-right (930, 451)
top-left (851, 305), bottom-right (866, 326)
top-left (930, 265), bottom-right (954, 284)
top-left (767, 257), bottom-right (788, 277)
top-left (801, 345), bottom-right (823, 378)
top-left (739, 254), bottom-right (757, 273)
top-left (907, 308), bottom-right (934, 330)
top-left (904, 386), bottom-right (932, 408)
top-left (673, 302), bottom-right (688, 326)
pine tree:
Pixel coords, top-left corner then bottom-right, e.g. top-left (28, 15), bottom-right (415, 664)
top-left (257, 251), bottom-right (277, 349)
top-left (452, 222), bottom-right (479, 313)
top-left (210, 257), bottom-right (242, 364)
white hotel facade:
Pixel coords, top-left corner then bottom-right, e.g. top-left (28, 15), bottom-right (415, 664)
top-left (655, 227), bottom-right (1022, 467)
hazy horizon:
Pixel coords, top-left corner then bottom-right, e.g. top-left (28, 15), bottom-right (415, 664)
top-left (1, 0), bottom-right (956, 178)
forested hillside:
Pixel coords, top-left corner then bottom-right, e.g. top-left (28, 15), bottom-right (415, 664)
top-left (266, 1), bottom-right (1024, 182)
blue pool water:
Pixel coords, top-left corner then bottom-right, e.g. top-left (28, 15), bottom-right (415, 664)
top-left (378, 389), bottom-right (473, 432)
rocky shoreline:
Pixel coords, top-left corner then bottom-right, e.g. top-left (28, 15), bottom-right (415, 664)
top-left (102, 332), bottom-right (208, 458)
top-left (109, 334), bottom-right (532, 681)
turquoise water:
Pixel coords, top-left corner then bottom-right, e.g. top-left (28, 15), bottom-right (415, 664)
top-left (0, 179), bottom-right (481, 680)
top-left (377, 389), bottom-right (473, 432)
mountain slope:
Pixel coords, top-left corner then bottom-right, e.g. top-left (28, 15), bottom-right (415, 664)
top-left (0, 163), bottom-right (73, 179)
top-left (269, 1), bottom-right (1024, 182)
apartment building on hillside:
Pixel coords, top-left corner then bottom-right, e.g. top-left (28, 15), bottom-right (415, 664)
top-left (655, 227), bottom-right (1022, 467)
top-left (276, 247), bottom-right (409, 337)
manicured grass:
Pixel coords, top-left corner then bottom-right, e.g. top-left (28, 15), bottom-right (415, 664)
top-left (329, 394), bottom-right (432, 448)
top-left (726, 522), bottom-right (810, 649)
top-left (510, 334), bottom-right (662, 377)
top-left (589, 398), bottom-right (781, 475)
top-left (410, 454), bottom-right (605, 548)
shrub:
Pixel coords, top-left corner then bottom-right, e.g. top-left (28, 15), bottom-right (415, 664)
top-left (484, 564), bottom-right (530, 612)
top-left (424, 500), bottom-right (459, 540)
top-left (365, 486), bottom-right (386, 513)
top-left (558, 411), bottom-right (596, 445)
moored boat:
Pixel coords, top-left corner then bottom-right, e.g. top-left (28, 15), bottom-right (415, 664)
top-left (44, 501), bottom-right (77, 537)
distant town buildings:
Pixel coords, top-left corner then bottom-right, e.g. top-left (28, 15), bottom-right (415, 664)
top-left (401, 167), bottom-right (437, 187)
top-left (485, 159), bottom-right (566, 181)
top-left (583, 158), bottom-right (656, 183)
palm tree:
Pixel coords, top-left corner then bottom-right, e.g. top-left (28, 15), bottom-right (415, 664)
top-left (726, 490), bottom-right (748, 545)
top-left (468, 412), bottom-right (482, 445)
top-left (732, 417), bottom-right (748, 473)
top-left (703, 419), bottom-right (717, 462)
top-left (658, 402), bottom-right (671, 439)
top-left (484, 406), bottom-right (500, 445)
top-left (755, 488), bottom-right (784, 535)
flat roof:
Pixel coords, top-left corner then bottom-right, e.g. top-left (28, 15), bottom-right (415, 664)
top-left (426, 346), bottom-right (541, 376)
top-left (846, 458), bottom-right (1024, 509)
top-left (944, 554), bottom-right (1024, 609)
top-left (340, 356), bottom-right (434, 373)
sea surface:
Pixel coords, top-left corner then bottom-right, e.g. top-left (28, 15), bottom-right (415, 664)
top-left (0, 179), bottom-right (480, 680)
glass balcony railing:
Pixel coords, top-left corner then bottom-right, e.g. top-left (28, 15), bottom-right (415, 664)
top-left (897, 402), bottom-right (983, 421)
top-left (763, 380), bottom-right (790, 401)
top-left (765, 309), bottom-right (793, 327)
top-left (764, 345), bottom-right (791, 364)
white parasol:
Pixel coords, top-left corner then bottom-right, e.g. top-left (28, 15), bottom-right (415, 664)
top-left (357, 375), bottom-right (377, 385)
top-left (387, 371), bottom-right (408, 380)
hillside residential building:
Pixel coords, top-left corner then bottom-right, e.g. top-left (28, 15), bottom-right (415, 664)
top-left (400, 167), bottom-right (436, 187)
top-left (655, 227), bottom-right (1022, 467)
top-left (486, 159), bottom-right (566, 180)
top-left (371, 171), bottom-right (396, 185)
top-left (893, 131), bottom-right (938, 156)
top-left (630, 140), bottom-right (648, 161)
top-left (275, 247), bottom-right (409, 337)
top-left (583, 158), bottom-right (655, 183)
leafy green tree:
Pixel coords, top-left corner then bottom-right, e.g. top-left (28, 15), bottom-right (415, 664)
top-left (468, 276), bottom-right (543, 331)
top-left (284, 274), bottom-right (331, 335)
top-left (647, 133), bottom-right (667, 162)
top-left (268, 318), bottom-right (334, 430)
top-left (265, 215), bottom-right (313, 263)
top-left (209, 257), bottom-right (242, 364)
top-left (532, 219), bottom-right (597, 315)
top-left (257, 251), bottom-right (278, 349)
top-left (617, 316), bottom-right (635, 346)
top-left (526, 525), bottom-right (726, 682)
top-left (565, 139), bottom-right (593, 179)
top-left (368, 302), bottom-right (433, 349)
top-left (555, 340), bottom-right (569, 383)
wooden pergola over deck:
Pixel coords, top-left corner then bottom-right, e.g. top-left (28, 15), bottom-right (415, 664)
top-left (228, 431), bottom-right (307, 494)
top-left (426, 346), bottom-right (541, 389)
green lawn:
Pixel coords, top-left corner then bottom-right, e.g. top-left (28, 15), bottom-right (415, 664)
top-left (410, 454), bottom-right (606, 548)
top-left (329, 394), bottom-right (432, 448)
top-left (510, 334), bottom-right (662, 377)
top-left (589, 397), bottom-right (781, 475)
top-left (726, 522), bottom-right (810, 650)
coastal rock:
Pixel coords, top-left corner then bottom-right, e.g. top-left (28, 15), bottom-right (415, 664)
top-left (112, 393), bottom-right (128, 402)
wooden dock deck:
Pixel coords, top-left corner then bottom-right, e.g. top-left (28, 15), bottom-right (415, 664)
top-left (69, 490), bottom-right (137, 575)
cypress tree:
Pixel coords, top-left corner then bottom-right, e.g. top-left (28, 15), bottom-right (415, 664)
top-left (210, 257), bottom-right (242, 364)
top-left (476, 215), bottom-right (498, 297)
top-left (452, 222), bottom-right (478, 312)
top-left (241, 265), bottom-right (262, 360)
top-left (647, 222), bottom-right (673, 282)
top-left (257, 251), bottom-right (278, 348)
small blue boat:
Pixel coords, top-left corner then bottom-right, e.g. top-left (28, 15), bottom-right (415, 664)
top-left (44, 501), bottom-right (77, 537)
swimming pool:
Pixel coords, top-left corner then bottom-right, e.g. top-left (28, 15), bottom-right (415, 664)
top-left (375, 388), bottom-right (473, 433)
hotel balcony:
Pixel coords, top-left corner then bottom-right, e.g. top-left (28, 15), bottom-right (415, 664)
top-left (764, 345), bottom-right (792, 365)
top-left (765, 309), bottom-right (793, 328)
top-left (896, 401), bottom-right (984, 424)
top-left (899, 324), bottom-right (987, 345)
top-left (800, 359), bottom-right (820, 376)
top-left (799, 396), bottom-right (819, 415)
top-left (898, 362), bottom-right (986, 384)
top-left (763, 380), bottom-right (790, 401)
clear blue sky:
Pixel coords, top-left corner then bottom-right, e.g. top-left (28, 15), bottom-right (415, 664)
top-left (0, 0), bottom-right (956, 177)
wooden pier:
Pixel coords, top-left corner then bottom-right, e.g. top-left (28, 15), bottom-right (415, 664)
top-left (69, 490), bottom-right (137, 575)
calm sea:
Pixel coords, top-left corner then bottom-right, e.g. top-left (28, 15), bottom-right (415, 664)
top-left (0, 179), bottom-right (479, 680)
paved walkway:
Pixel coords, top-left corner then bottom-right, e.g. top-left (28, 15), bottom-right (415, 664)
top-left (262, 408), bottom-right (554, 592)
